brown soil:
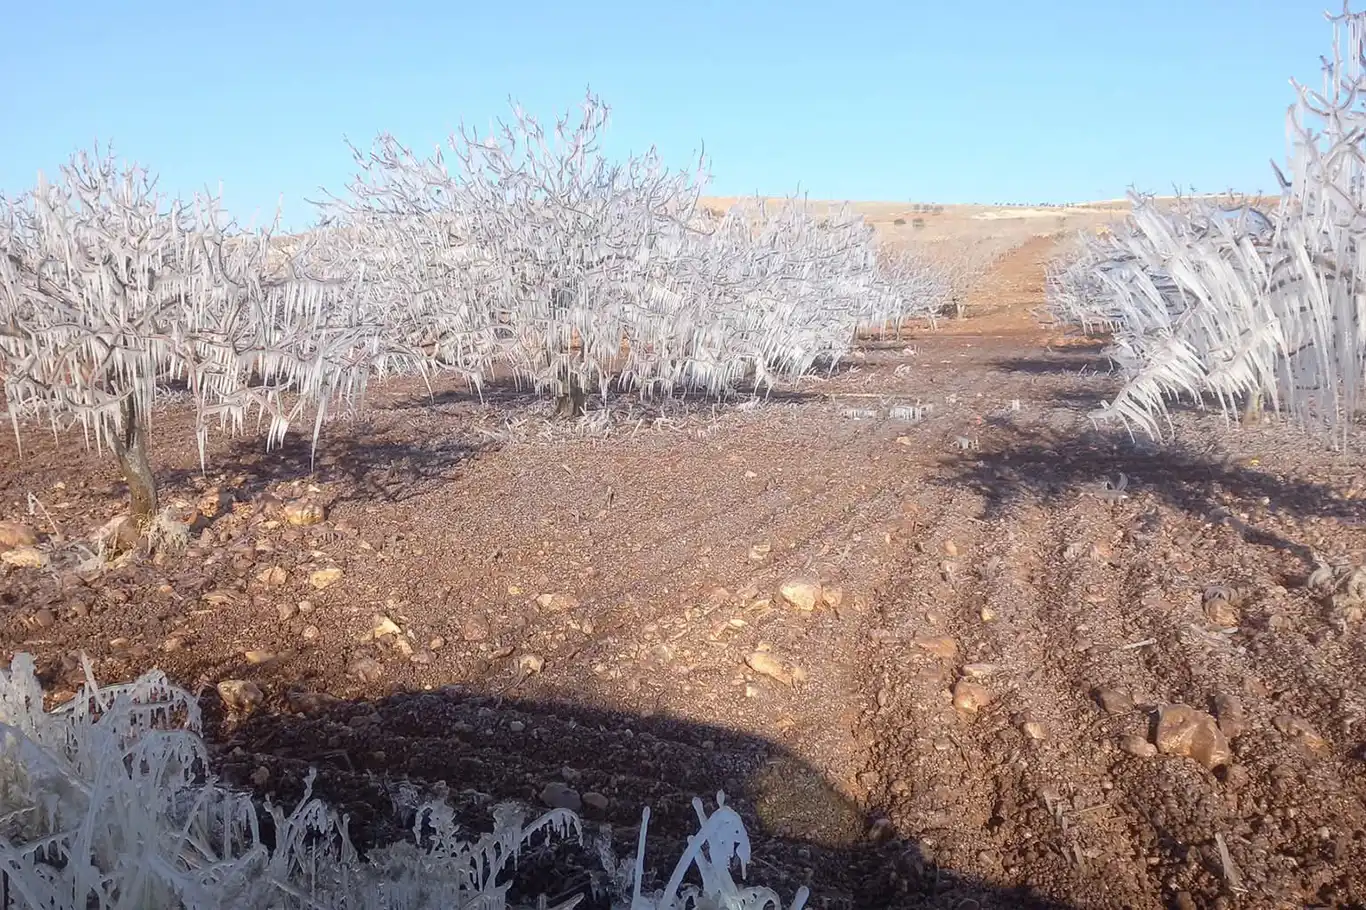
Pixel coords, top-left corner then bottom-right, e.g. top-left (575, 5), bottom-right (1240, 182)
top-left (5, 238), bottom-right (1366, 908)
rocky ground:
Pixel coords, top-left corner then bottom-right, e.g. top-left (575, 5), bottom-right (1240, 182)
top-left (3, 237), bottom-right (1366, 908)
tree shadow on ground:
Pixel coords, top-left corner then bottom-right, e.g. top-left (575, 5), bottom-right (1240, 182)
top-left (159, 430), bottom-right (492, 506)
top-left (383, 373), bottom-right (831, 422)
top-left (988, 344), bottom-right (1127, 413)
top-left (854, 333), bottom-right (931, 352)
top-left (1011, 382), bottom-right (1210, 420)
top-left (991, 345), bottom-right (1207, 417)
top-left (938, 424), bottom-right (1365, 566)
top-left (199, 683), bottom-right (1077, 910)
top-left (992, 348), bottom-right (1116, 378)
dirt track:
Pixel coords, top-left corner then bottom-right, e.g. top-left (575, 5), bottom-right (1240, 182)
top-left (4, 236), bottom-right (1366, 908)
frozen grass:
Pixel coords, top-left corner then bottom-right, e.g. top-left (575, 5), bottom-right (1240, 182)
top-left (0, 653), bottom-right (809, 910)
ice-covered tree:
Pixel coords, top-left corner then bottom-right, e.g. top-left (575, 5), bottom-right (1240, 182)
top-left (1047, 3), bottom-right (1366, 445)
top-left (322, 93), bottom-right (946, 416)
top-left (0, 147), bottom-right (426, 522)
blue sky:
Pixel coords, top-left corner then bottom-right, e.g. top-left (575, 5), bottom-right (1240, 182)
top-left (0, 1), bottom-right (1338, 229)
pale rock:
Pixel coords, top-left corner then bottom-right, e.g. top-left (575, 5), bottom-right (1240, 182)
top-left (1, 546), bottom-right (48, 569)
top-left (1213, 693), bottom-right (1248, 739)
top-left (255, 565), bottom-right (288, 587)
top-left (1205, 597), bottom-right (1240, 627)
top-left (535, 593), bottom-right (579, 613)
top-left (347, 655), bottom-right (384, 682)
top-left (539, 782), bottom-right (582, 812)
top-left (284, 499), bottom-right (327, 527)
top-left (1272, 714), bottom-right (1328, 752)
top-left (913, 636), bottom-right (959, 661)
top-left (952, 680), bottom-right (992, 715)
top-left (1118, 734), bottom-right (1158, 758)
top-left (197, 488), bottom-right (234, 522)
top-left (309, 568), bottom-right (343, 590)
top-left (217, 679), bottom-right (264, 711)
top-left (745, 650), bottom-right (807, 687)
top-left (96, 515), bottom-right (142, 552)
top-left (778, 579), bottom-right (822, 612)
top-left (1095, 688), bottom-right (1134, 715)
top-left (0, 521), bottom-right (38, 550)
top-left (1155, 704), bottom-right (1232, 769)
top-left (371, 615), bottom-right (402, 638)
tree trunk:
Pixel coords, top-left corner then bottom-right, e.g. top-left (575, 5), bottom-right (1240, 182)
top-left (553, 377), bottom-right (588, 419)
top-left (109, 397), bottom-right (158, 523)
top-left (552, 327), bottom-right (589, 419)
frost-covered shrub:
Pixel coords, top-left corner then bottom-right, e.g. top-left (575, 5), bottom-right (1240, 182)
top-left (1046, 5), bottom-right (1366, 443)
top-left (0, 149), bottom-right (430, 521)
top-left (322, 93), bottom-right (945, 415)
top-left (0, 653), bottom-right (808, 910)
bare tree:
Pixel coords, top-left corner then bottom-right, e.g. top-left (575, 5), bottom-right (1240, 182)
top-left (0, 147), bottom-right (425, 522)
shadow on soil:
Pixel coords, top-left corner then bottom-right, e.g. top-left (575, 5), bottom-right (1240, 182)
top-left (202, 684), bottom-right (1076, 910)
top-left (987, 344), bottom-right (1129, 413)
top-left (991, 349), bottom-right (1115, 378)
top-left (940, 424), bottom-right (1362, 567)
top-left (159, 431), bottom-right (491, 505)
top-left (382, 374), bottom-right (828, 419)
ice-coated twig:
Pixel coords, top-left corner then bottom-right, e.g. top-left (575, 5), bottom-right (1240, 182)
top-left (1045, 5), bottom-right (1366, 446)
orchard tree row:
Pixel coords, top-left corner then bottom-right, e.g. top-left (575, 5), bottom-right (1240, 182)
top-left (0, 93), bottom-right (948, 522)
top-left (1047, 6), bottom-right (1366, 448)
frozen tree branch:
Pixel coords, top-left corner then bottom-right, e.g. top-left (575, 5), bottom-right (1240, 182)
top-left (1045, 3), bottom-right (1366, 445)
top-left (0, 146), bottom-right (429, 519)
top-left (320, 92), bottom-right (947, 414)
top-left (0, 94), bottom-right (949, 521)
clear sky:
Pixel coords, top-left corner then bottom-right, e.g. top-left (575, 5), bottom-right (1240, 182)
top-left (0, 0), bottom-right (1339, 230)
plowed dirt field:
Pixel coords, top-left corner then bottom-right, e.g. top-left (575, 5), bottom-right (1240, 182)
top-left (5, 234), bottom-right (1366, 908)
